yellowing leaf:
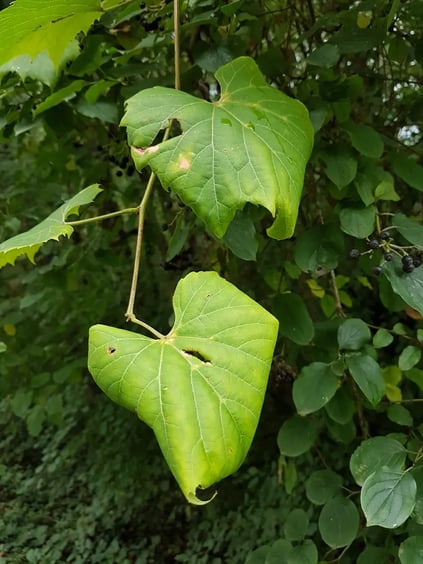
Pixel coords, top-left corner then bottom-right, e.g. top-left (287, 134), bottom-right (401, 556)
top-left (88, 271), bottom-right (278, 504)
top-left (306, 279), bottom-right (325, 298)
top-left (0, 185), bottom-right (102, 268)
top-left (122, 57), bottom-right (314, 241)
top-left (3, 323), bottom-right (16, 337)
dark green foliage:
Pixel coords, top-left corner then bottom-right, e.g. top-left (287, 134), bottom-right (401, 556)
top-left (1, 0), bottom-right (423, 561)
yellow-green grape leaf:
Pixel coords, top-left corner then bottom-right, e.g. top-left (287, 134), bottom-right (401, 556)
top-left (121, 56), bottom-right (314, 240)
top-left (0, 1), bottom-right (103, 75)
top-left (88, 271), bottom-right (279, 504)
top-left (0, 184), bottom-right (102, 268)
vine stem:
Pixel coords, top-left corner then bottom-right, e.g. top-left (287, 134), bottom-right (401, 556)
top-left (124, 0), bottom-right (181, 335)
top-left (66, 207), bottom-right (138, 226)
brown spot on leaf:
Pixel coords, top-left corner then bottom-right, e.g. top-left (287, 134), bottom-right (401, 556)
top-left (107, 346), bottom-right (116, 355)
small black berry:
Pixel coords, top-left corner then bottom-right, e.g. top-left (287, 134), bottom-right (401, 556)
top-left (413, 257), bottom-right (422, 267)
top-left (116, 170), bottom-right (123, 177)
top-left (403, 263), bottom-right (415, 273)
top-left (161, 223), bottom-right (168, 232)
top-left (349, 249), bottom-right (360, 259)
top-left (380, 231), bottom-right (391, 240)
top-left (402, 255), bottom-right (414, 265)
top-left (373, 266), bottom-right (383, 276)
top-left (384, 253), bottom-right (393, 261)
top-left (368, 239), bottom-right (380, 249)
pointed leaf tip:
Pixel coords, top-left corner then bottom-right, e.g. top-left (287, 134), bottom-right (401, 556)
top-left (88, 271), bottom-right (279, 503)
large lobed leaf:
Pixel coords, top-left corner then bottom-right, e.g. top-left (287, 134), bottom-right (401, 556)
top-left (88, 271), bottom-right (279, 504)
top-left (121, 56), bottom-right (314, 240)
top-left (0, 184), bottom-right (102, 268)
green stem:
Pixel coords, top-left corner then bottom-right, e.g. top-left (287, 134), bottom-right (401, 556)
top-left (174, 0), bottom-right (181, 91)
top-left (125, 172), bottom-right (157, 322)
top-left (66, 207), bottom-right (138, 226)
top-left (125, 0), bottom-right (181, 331)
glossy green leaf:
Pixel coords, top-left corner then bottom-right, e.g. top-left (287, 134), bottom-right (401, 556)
top-left (343, 123), bottom-right (384, 159)
top-left (392, 155), bottom-right (423, 191)
top-left (326, 418), bottom-right (356, 444)
top-left (0, 185), bottom-right (102, 268)
top-left (321, 150), bottom-right (357, 189)
top-left (294, 224), bottom-right (344, 273)
top-left (374, 180), bottom-right (400, 201)
top-left (361, 468), bottom-right (416, 528)
top-left (284, 508), bottom-right (309, 541)
top-left (306, 469), bottom-right (343, 505)
top-left (307, 44), bottom-right (340, 68)
top-left (287, 541), bottom-right (318, 564)
top-left (33, 80), bottom-right (87, 116)
top-left (373, 328), bottom-right (394, 348)
top-left (412, 466), bottom-right (423, 524)
top-left (399, 346), bottom-right (421, 371)
top-left (273, 293), bottom-right (314, 345)
top-left (325, 386), bottom-right (355, 424)
top-left (357, 546), bottom-right (390, 564)
top-left (337, 318), bottom-right (371, 351)
top-left (318, 497), bottom-right (359, 548)
top-left (387, 405), bottom-right (413, 426)
top-left (350, 436), bottom-right (407, 486)
top-left (399, 536), bottom-right (423, 564)
top-left (393, 213), bottom-right (423, 247)
top-left (88, 271), bottom-right (278, 505)
top-left (122, 56), bottom-right (314, 240)
top-left (0, 0), bottom-right (103, 73)
top-left (339, 205), bottom-right (376, 238)
top-left (384, 257), bottom-right (423, 316)
top-left (346, 354), bottom-right (384, 406)
top-left (265, 539), bottom-right (291, 564)
top-left (221, 209), bottom-right (258, 261)
top-left (293, 362), bottom-right (338, 415)
top-left (277, 415), bottom-right (318, 457)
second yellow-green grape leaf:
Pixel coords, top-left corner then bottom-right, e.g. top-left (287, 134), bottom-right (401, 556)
top-left (121, 56), bottom-right (314, 240)
top-left (88, 271), bottom-right (279, 504)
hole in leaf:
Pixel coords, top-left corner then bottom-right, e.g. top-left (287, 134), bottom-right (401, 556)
top-left (182, 349), bottom-right (212, 365)
top-left (195, 484), bottom-right (217, 502)
top-left (107, 346), bottom-right (116, 355)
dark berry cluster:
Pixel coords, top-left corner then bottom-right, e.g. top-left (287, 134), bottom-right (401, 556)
top-left (349, 228), bottom-right (422, 276)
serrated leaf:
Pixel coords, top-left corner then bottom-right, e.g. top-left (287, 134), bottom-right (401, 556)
top-left (122, 56), bottom-right (314, 240)
top-left (350, 436), bottom-right (407, 486)
top-left (0, 185), bottom-right (102, 268)
top-left (346, 354), bottom-right (384, 406)
top-left (0, 0), bottom-right (103, 78)
top-left (361, 468), bottom-right (416, 528)
top-left (318, 496), bottom-right (359, 548)
top-left (343, 123), bottom-right (384, 159)
top-left (293, 362), bottom-right (338, 415)
top-left (88, 271), bottom-right (278, 505)
top-left (399, 536), bottom-right (423, 564)
top-left (384, 257), bottom-right (423, 316)
top-left (393, 213), bottom-right (423, 247)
